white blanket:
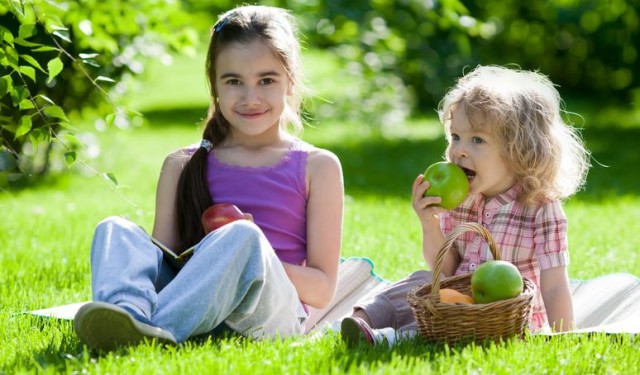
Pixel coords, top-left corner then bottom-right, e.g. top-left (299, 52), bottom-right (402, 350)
top-left (28, 258), bottom-right (640, 335)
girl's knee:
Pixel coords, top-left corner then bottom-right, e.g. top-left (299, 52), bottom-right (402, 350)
top-left (93, 216), bottom-right (145, 246)
top-left (226, 219), bottom-right (261, 233)
top-left (95, 215), bottom-right (131, 232)
top-left (216, 220), bottom-right (264, 244)
top-left (199, 220), bottom-right (271, 260)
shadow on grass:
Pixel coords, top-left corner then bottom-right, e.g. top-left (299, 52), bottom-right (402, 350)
top-left (321, 126), bottom-right (639, 201)
top-left (332, 335), bottom-right (515, 371)
top-left (332, 332), bottom-right (638, 372)
top-left (326, 136), bottom-right (449, 198)
top-left (13, 317), bottom-right (636, 372)
top-left (142, 106), bottom-right (208, 128)
top-left (139, 107), bottom-right (639, 201)
top-left (578, 127), bottom-right (640, 201)
top-left (5, 318), bottom-right (82, 372)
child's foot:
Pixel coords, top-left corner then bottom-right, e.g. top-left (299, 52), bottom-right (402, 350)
top-left (341, 316), bottom-right (398, 347)
top-left (74, 301), bottom-right (177, 351)
top-left (340, 316), bottom-right (375, 346)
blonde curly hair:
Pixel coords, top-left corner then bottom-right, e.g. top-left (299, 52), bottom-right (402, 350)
top-left (439, 65), bottom-right (590, 204)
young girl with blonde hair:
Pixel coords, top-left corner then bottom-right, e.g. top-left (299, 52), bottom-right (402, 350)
top-left (342, 65), bottom-right (590, 346)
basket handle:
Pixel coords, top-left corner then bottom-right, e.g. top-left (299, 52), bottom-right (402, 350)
top-left (430, 222), bottom-right (500, 296)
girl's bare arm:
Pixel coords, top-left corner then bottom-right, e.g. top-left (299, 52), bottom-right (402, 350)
top-left (540, 265), bottom-right (575, 332)
top-left (281, 148), bottom-right (344, 309)
top-left (152, 150), bottom-right (189, 252)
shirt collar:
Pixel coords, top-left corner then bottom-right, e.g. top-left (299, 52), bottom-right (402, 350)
top-left (482, 183), bottom-right (521, 210)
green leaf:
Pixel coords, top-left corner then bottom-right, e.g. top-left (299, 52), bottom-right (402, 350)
top-left (81, 58), bottom-right (100, 68)
top-left (14, 38), bottom-right (44, 48)
top-left (5, 45), bottom-right (19, 68)
top-left (15, 115), bottom-right (32, 138)
top-left (29, 128), bottom-right (49, 149)
top-left (101, 172), bottom-right (118, 186)
top-left (37, 94), bottom-right (55, 105)
top-left (59, 132), bottom-right (82, 148)
top-left (43, 105), bottom-right (69, 121)
top-left (18, 65), bottom-right (36, 82)
top-left (20, 54), bottom-right (46, 73)
top-left (0, 121), bottom-right (17, 135)
top-left (52, 31), bottom-right (71, 43)
top-left (18, 23), bottom-right (37, 39)
top-left (0, 75), bottom-right (12, 98)
top-left (95, 75), bottom-right (116, 83)
top-left (31, 45), bottom-right (59, 53)
top-left (78, 52), bottom-right (100, 67)
top-left (0, 25), bottom-right (14, 44)
top-left (19, 98), bottom-right (34, 110)
top-left (64, 150), bottom-right (77, 166)
top-left (47, 57), bottom-right (63, 82)
top-left (106, 112), bottom-right (116, 127)
top-left (10, 85), bottom-right (29, 106)
top-left (57, 121), bottom-right (77, 131)
top-left (49, 24), bottom-right (68, 32)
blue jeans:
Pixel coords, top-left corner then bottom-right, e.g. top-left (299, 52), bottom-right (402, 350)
top-left (90, 216), bottom-right (306, 342)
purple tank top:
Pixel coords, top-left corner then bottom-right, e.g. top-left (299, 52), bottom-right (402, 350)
top-left (206, 139), bottom-right (311, 265)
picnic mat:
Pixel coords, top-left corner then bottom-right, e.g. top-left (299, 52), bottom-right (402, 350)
top-left (28, 258), bottom-right (640, 335)
top-left (566, 272), bottom-right (640, 334)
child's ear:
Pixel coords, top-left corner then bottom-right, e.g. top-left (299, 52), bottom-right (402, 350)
top-left (287, 82), bottom-right (294, 96)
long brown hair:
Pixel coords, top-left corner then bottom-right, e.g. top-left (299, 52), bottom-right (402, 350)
top-left (174, 6), bottom-right (305, 252)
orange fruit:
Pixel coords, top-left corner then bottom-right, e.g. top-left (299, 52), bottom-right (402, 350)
top-left (439, 288), bottom-right (475, 304)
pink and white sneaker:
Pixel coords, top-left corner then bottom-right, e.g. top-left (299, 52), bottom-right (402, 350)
top-left (340, 317), bottom-right (397, 347)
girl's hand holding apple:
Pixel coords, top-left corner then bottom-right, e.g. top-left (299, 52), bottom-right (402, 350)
top-left (421, 161), bottom-right (469, 210)
top-left (412, 175), bottom-right (446, 224)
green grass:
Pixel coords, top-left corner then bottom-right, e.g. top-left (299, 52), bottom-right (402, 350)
top-left (1, 50), bottom-right (640, 374)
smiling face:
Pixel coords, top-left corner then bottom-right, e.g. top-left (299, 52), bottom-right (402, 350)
top-left (446, 104), bottom-right (517, 200)
top-left (215, 40), bottom-right (292, 141)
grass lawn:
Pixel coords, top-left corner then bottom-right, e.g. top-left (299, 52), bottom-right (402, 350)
top-left (1, 50), bottom-right (639, 374)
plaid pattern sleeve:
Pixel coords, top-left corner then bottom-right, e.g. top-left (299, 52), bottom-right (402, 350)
top-left (534, 201), bottom-right (570, 270)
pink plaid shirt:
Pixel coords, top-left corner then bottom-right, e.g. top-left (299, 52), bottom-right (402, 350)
top-left (440, 184), bottom-right (570, 331)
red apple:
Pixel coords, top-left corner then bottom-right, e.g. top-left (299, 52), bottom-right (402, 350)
top-left (201, 203), bottom-right (247, 233)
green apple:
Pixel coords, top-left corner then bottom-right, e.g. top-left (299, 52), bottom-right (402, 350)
top-left (471, 260), bottom-right (524, 304)
top-left (423, 161), bottom-right (469, 210)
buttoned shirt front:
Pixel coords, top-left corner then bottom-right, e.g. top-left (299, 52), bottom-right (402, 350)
top-left (440, 184), bottom-right (570, 331)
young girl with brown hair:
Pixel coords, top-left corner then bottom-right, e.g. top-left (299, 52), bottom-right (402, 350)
top-left (74, 5), bottom-right (344, 351)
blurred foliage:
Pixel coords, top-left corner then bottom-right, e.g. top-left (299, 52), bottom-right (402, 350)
top-left (263, 0), bottom-right (640, 119)
top-left (468, 0), bottom-right (639, 103)
top-left (289, 0), bottom-right (489, 119)
top-left (2, 0), bottom-right (638, 186)
top-left (0, 0), bottom-right (198, 186)
top-left (184, 0), bottom-right (479, 131)
top-left (263, 0), bottom-right (482, 134)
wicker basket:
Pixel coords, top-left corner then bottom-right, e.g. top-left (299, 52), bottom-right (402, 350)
top-left (407, 222), bottom-right (536, 344)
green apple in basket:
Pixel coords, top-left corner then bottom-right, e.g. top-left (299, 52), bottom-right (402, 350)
top-left (423, 161), bottom-right (469, 210)
top-left (471, 260), bottom-right (524, 304)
